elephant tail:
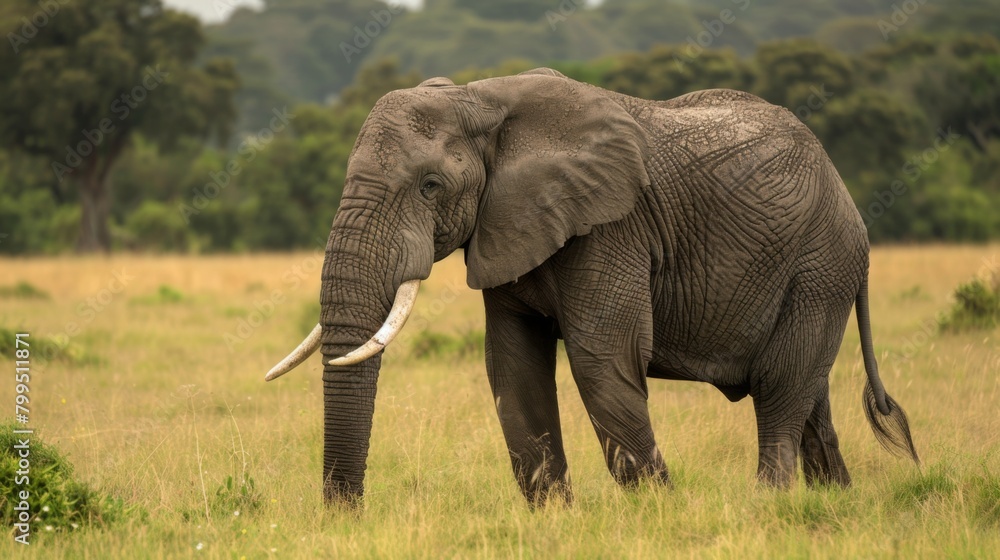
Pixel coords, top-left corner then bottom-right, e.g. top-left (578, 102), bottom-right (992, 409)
top-left (856, 276), bottom-right (920, 464)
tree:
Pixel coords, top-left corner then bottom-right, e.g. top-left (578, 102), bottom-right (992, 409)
top-left (0, 0), bottom-right (237, 252)
top-left (602, 46), bottom-right (755, 101)
top-left (915, 37), bottom-right (1000, 152)
top-left (451, 0), bottom-right (551, 21)
top-left (753, 39), bottom-right (854, 110)
top-left (335, 58), bottom-right (423, 108)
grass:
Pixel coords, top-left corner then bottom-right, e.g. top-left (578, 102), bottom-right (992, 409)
top-left (0, 246), bottom-right (997, 558)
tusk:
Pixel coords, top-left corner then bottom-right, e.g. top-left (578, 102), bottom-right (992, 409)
top-left (264, 323), bottom-right (322, 382)
top-left (328, 279), bottom-right (420, 366)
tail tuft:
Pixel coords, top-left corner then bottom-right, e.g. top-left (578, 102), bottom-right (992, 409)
top-left (863, 381), bottom-right (920, 464)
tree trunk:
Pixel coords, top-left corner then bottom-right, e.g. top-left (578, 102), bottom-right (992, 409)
top-left (76, 171), bottom-right (112, 253)
top-left (75, 136), bottom-right (128, 254)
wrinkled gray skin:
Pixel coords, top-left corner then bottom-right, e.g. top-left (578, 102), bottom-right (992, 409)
top-left (316, 68), bottom-right (918, 506)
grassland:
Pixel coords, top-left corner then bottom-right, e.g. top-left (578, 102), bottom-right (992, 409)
top-left (1, 245), bottom-right (998, 559)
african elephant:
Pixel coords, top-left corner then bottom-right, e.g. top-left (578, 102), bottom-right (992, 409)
top-left (265, 68), bottom-right (919, 507)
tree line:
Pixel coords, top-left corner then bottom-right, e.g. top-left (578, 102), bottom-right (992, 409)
top-left (0, 0), bottom-right (998, 254)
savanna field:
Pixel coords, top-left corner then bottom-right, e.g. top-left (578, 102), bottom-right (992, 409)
top-left (1, 245), bottom-right (999, 559)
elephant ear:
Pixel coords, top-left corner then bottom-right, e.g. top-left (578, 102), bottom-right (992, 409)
top-left (463, 73), bottom-right (650, 290)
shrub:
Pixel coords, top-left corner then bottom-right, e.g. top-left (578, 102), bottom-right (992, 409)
top-left (121, 200), bottom-right (202, 253)
top-left (0, 327), bottom-right (87, 365)
top-left (213, 475), bottom-right (262, 518)
top-left (0, 423), bottom-right (134, 532)
top-left (409, 329), bottom-right (485, 360)
top-left (940, 269), bottom-right (1000, 332)
top-left (130, 285), bottom-right (185, 305)
top-left (0, 281), bottom-right (50, 299)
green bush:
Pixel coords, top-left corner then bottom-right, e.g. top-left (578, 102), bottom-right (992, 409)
top-left (213, 475), bottom-right (261, 517)
top-left (0, 423), bottom-right (135, 531)
top-left (0, 327), bottom-right (93, 365)
top-left (940, 271), bottom-right (1000, 332)
top-left (129, 285), bottom-right (185, 305)
top-left (121, 200), bottom-right (203, 253)
top-left (410, 329), bottom-right (485, 360)
top-left (410, 331), bottom-right (456, 360)
top-left (0, 282), bottom-right (50, 299)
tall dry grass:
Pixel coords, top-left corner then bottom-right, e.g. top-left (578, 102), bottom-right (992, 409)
top-left (1, 245), bottom-right (998, 558)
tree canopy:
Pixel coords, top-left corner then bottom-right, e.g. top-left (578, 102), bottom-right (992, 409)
top-left (0, 0), bottom-right (237, 252)
top-left (1, 0), bottom-right (998, 254)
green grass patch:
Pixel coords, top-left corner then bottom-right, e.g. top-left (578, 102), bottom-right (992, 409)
top-left (965, 471), bottom-right (1000, 528)
top-left (223, 306), bottom-right (248, 317)
top-left (768, 488), bottom-right (855, 532)
top-left (129, 284), bottom-right (185, 305)
top-left (893, 285), bottom-right (931, 303)
top-left (0, 423), bottom-right (138, 532)
top-left (0, 281), bottom-right (50, 299)
top-left (888, 464), bottom-right (957, 512)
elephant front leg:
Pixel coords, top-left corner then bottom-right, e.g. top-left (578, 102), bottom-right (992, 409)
top-left (484, 290), bottom-right (571, 506)
top-left (556, 228), bottom-right (669, 488)
top-left (564, 330), bottom-right (670, 488)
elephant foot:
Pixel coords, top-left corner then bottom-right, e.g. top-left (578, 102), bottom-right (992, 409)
top-left (756, 440), bottom-right (799, 488)
top-left (800, 399), bottom-right (852, 488)
top-left (515, 456), bottom-right (573, 508)
top-left (523, 478), bottom-right (574, 509)
top-left (323, 478), bottom-right (365, 510)
top-left (606, 445), bottom-right (671, 489)
top-left (801, 441), bottom-right (851, 488)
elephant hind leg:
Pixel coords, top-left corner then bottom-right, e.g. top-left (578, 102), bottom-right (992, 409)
top-left (752, 393), bottom-right (812, 487)
top-left (750, 285), bottom-right (854, 488)
top-left (800, 390), bottom-right (851, 487)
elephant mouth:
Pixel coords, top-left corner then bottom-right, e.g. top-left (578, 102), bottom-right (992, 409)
top-left (263, 279), bottom-right (421, 381)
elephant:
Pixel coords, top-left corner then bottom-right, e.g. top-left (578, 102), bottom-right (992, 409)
top-left (264, 67), bottom-right (919, 507)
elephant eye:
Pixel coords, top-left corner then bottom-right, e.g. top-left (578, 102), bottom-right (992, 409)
top-left (420, 177), bottom-right (442, 200)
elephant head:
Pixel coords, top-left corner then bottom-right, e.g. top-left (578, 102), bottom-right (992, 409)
top-left (264, 69), bottom-right (651, 505)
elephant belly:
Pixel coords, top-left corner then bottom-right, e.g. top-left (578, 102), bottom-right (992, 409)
top-left (647, 344), bottom-right (754, 402)
top-left (647, 250), bottom-right (792, 395)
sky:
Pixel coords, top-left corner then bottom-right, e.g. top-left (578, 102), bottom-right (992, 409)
top-left (163, 0), bottom-right (422, 23)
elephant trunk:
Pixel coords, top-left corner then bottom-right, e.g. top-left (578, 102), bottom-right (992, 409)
top-left (318, 208), bottom-right (398, 505)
